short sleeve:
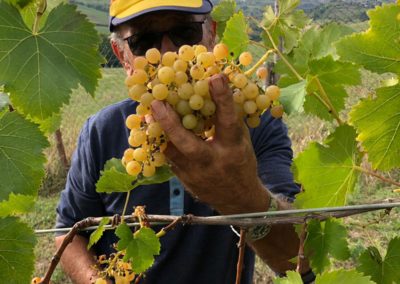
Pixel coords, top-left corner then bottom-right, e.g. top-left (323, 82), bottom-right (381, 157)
top-left (251, 111), bottom-right (300, 201)
top-left (55, 117), bottom-right (105, 237)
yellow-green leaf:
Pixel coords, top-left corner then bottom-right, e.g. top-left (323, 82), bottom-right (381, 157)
top-left (221, 11), bottom-right (249, 58)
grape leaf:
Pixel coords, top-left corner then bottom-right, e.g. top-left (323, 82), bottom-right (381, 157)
top-left (262, 0), bottom-right (310, 53)
top-left (293, 125), bottom-right (361, 208)
top-left (349, 84), bottom-right (400, 171)
top-left (0, 2), bottom-right (104, 120)
top-left (305, 218), bottom-right (350, 274)
top-left (0, 217), bottom-right (36, 283)
top-left (357, 237), bottom-right (400, 284)
top-left (116, 224), bottom-right (161, 274)
top-left (0, 194), bottom-right (35, 217)
top-left (211, 0), bottom-right (237, 39)
top-left (279, 80), bottom-right (307, 114)
top-left (87, 217), bottom-right (110, 250)
top-left (315, 269), bottom-right (374, 284)
top-left (31, 112), bottom-right (62, 135)
top-left (273, 271), bottom-right (303, 284)
top-left (337, 3), bottom-right (400, 76)
top-left (96, 158), bottom-right (174, 193)
top-left (0, 111), bottom-right (48, 202)
top-left (0, 92), bottom-right (10, 111)
top-left (6, 0), bottom-right (34, 9)
top-left (221, 11), bottom-right (249, 58)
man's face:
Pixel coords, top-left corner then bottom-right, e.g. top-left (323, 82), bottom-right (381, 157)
top-left (115, 12), bottom-right (215, 74)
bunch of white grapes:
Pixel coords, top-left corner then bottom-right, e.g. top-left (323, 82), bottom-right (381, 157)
top-left (122, 43), bottom-right (282, 177)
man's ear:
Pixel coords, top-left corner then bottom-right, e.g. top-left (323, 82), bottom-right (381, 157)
top-left (111, 40), bottom-right (133, 75)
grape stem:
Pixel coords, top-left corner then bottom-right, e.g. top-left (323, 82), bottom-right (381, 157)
top-left (121, 190), bottom-right (131, 221)
top-left (244, 49), bottom-right (276, 77)
top-left (354, 165), bottom-right (400, 187)
top-left (296, 222), bottom-right (307, 274)
top-left (32, 0), bottom-right (47, 34)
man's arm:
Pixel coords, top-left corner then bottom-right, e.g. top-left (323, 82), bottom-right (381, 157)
top-left (151, 74), bottom-right (310, 275)
top-left (55, 235), bottom-right (110, 284)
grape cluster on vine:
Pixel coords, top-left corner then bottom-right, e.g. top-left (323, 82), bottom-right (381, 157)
top-left (122, 43), bottom-right (282, 177)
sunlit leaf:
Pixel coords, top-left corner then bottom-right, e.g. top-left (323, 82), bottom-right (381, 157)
top-left (315, 269), bottom-right (374, 284)
top-left (222, 11), bottom-right (249, 58)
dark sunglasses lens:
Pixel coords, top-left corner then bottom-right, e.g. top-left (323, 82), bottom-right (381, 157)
top-left (169, 23), bottom-right (203, 46)
top-left (127, 33), bottom-right (161, 56)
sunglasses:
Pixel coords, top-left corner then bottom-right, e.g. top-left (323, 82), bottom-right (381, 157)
top-left (124, 20), bottom-right (206, 56)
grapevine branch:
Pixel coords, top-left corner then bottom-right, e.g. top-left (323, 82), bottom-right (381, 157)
top-left (353, 165), bottom-right (400, 188)
top-left (235, 229), bottom-right (247, 284)
top-left (296, 222), bottom-right (307, 274)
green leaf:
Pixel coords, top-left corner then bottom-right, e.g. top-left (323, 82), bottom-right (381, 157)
top-left (273, 271), bottom-right (303, 284)
top-left (0, 111), bottom-right (48, 202)
top-left (262, 0), bottom-right (310, 53)
top-left (279, 80), bottom-right (307, 114)
top-left (305, 218), bottom-right (350, 273)
top-left (293, 125), bottom-right (361, 208)
top-left (96, 158), bottom-right (174, 193)
top-left (0, 2), bottom-right (104, 120)
top-left (211, 0), bottom-right (237, 39)
top-left (6, 0), bottom-right (35, 9)
top-left (315, 269), bottom-right (374, 284)
top-left (87, 217), bottom-right (110, 250)
top-left (357, 237), bottom-right (400, 284)
top-left (116, 224), bottom-right (161, 274)
top-left (337, 4), bottom-right (400, 76)
top-left (0, 217), bottom-right (36, 283)
top-left (0, 93), bottom-right (10, 111)
top-left (0, 194), bottom-right (35, 217)
top-left (31, 112), bottom-right (62, 135)
top-left (349, 84), bottom-right (400, 171)
top-left (222, 11), bottom-right (249, 58)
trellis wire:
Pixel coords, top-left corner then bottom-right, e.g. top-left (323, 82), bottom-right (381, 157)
top-left (35, 201), bottom-right (400, 235)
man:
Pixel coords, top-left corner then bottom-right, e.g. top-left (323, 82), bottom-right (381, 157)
top-left (55, 0), bottom-right (313, 283)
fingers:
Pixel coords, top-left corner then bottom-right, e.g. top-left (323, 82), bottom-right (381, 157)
top-left (209, 74), bottom-right (243, 145)
top-left (151, 100), bottom-right (206, 158)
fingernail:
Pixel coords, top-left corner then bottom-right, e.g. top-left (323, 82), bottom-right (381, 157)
top-left (151, 100), bottom-right (166, 120)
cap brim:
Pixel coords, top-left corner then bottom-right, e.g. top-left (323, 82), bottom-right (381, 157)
top-left (110, 1), bottom-right (212, 32)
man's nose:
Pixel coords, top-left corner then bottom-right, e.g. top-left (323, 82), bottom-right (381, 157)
top-left (160, 34), bottom-right (179, 54)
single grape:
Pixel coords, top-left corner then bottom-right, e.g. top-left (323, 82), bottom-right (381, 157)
top-left (152, 84), bottom-right (169, 100)
top-left (146, 48), bottom-right (161, 64)
top-left (147, 122), bottom-right (163, 138)
top-left (129, 84), bottom-right (147, 101)
top-left (143, 163), bottom-right (156, 177)
top-left (265, 85), bottom-right (281, 101)
top-left (194, 44), bottom-right (208, 56)
top-left (175, 71), bottom-right (188, 86)
top-left (256, 95), bottom-right (270, 110)
top-left (128, 135), bottom-right (141, 147)
top-left (140, 92), bottom-right (154, 107)
top-left (242, 82), bottom-right (259, 99)
top-left (200, 99), bottom-right (216, 117)
top-left (204, 125), bottom-right (215, 138)
top-left (126, 160), bottom-right (142, 176)
top-left (207, 65), bottom-right (220, 76)
top-left (178, 83), bottom-right (194, 100)
top-left (125, 114), bottom-right (141, 130)
top-left (167, 90), bottom-right (180, 105)
top-left (173, 59), bottom-right (188, 72)
top-left (136, 103), bottom-right (150, 115)
top-left (176, 100), bottom-right (192, 116)
top-left (134, 148), bottom-right (147, 162)
top-left (134, 56), bottom-right (148, 70)
top-left (197, 52), bottom-right (216, 68)
top-left (256, 67), bottom-right (268, 79)
top-left (179, 45), bottom-right (195, 62)
top-left (158, 66), bottom-right (175, 84)
top-left (193, 80), bottom-right (209, 97)
top-left (125, 69), bottom-right (148, 86)
top-left (189, 94), bottom-right (204, 110)
top-left (190, 65), bottom-right (205, 80)
top-left (233, 73), bottom-right (248, 89)
top-left (152, 152), bottom-right (166, 167)
top-left (31, 277), bottom-right (43, 284)
top-left (233, 90), bottom-right (245, 104)
top-left (123, 148), bottom-right (135, 162)
top-left (243, 100), bottom-right (257, 114)
top-left (271, 105), bottom-right (284, 118)
top-left (246, 115), bottom-right (261, 128)
top-left (213, 43), bottom-right (229, 61)
top-left (239, 51), bottom-right (253, 66)
top-left (182, 114), bottom-right (198, 129)
top-left (162, 51), bottom-right (178, 67)
top-left (132, 130), bottom-right (146, 145)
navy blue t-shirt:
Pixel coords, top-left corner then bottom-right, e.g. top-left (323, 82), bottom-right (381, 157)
top-left (56, 98), bottom-right (300, 284)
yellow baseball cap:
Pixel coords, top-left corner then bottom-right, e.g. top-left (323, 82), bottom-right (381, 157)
top-left (109, 0), bottom-right (213, 31)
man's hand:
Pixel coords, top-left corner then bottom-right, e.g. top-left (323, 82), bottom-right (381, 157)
top-left (151, 74), bottom-right (270, 215)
